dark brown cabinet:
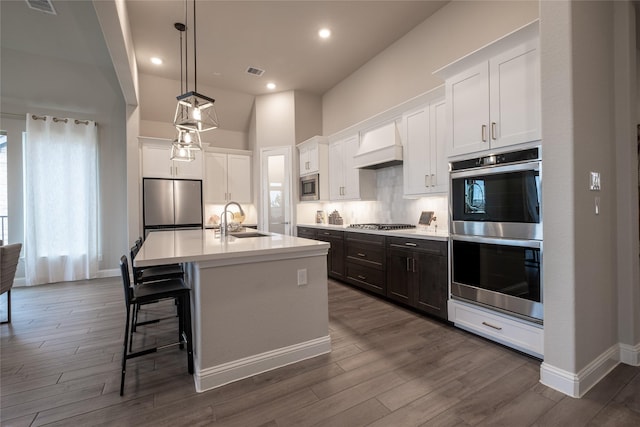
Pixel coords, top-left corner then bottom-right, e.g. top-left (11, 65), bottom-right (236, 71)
top-left (315, 229), bottom-right (345, 280)
top-left (345, 232), bottom-right (386, 295)
top-left (297, 226), bottom-right (345, 280)
top-left (386, 237), bottom-right (448, 320)
top-left (298, 226), bottom-right (448, 320)
top-left (297, 226), bottom-right (317, 240)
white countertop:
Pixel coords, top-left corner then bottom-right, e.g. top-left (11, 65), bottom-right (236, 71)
top-left (135, 229), bottom-right (329, 267)
top-left (297, 223), bottom-right (449, 242)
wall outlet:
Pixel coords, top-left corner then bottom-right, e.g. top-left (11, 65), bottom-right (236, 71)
top-left (297, 269), bottom-right (307, 286)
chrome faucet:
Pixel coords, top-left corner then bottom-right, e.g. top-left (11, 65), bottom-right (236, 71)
top-left (220, 201), bottom-right (245, 237)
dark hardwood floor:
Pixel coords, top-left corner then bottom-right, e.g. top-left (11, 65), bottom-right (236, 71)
top-left (1, 276), bottom-right (639, 426)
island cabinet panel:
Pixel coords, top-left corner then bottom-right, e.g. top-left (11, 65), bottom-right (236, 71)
top-left (345, 232), bottom-right (386, 295)
top-left (386, 237), bottom-right (448, 320)
top-left (315, 229), bottom-right (345, 280)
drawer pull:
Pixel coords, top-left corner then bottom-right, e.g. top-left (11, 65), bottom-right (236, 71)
top-left (404, 242), bottom-right (417, 247)
top-left (323, 232), bottom-right (331, 235)
top-left (482, 321), bottom-right (503, 331)
top-left (357, 253), bottom-right (367, 257)
top-left (357, 275), bottom-right (367, 280)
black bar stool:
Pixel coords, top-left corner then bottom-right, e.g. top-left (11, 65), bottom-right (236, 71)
top-left (119, 255), bottom-right (194, 396)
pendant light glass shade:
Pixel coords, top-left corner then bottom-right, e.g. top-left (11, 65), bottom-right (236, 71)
top-left (170, 144), bottom-right (196, 162)
top-left (170, 129), bottom-right (201, 162)
top-left (174, 91), bottom-right (218, 132)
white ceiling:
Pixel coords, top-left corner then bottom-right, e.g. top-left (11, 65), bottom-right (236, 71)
top-left (126, 1), bottom-right (448, 97)
top-left (2, 0), bottom-right (449, 133)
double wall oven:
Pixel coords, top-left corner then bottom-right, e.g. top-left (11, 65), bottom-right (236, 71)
top-left (449, 147), bottom-right (543, 323)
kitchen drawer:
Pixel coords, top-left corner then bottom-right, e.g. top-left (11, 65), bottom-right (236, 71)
top-left (346, 232), bottom-right (385, 269)
top-left (387, 237), bottom-right (447, 257)
top-left (315, 229), bottom-right (345, 240)
top-left (448, 299), bottom-right (543, 358)
top-left (346, 262), bottom-right (385, 295)
top-left (297, 227), bottom-right (317, 239)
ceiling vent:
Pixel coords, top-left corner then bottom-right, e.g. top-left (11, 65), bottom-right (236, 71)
top-left (246, 66), bottom-right (265, 77)
top-left (25, 0), bottom-right (56, 15)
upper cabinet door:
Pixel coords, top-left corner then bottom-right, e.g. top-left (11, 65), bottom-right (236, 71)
top-left (489, 40), bottom-right (541, 150)
top-left (226, 154), bottom-right (252, 203)
top-left (142, 145), bottom-right (173, 178)
top-left (446, 62), bottom-right (490, 157)
top-left (204, 152), bottom-right (228, 203)
top-left (328, 139), bottom-right (345, 200)
top-left (403, 105), bottom-right (431, 196)
top-left (342, 135), bottom-right (361, 200)
top-left (429, 99), bottom-right (448, 193)
top-left (174, 151), bottom-right (203, 179)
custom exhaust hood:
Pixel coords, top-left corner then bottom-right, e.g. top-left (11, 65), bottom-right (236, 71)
top-left (352, 122), bottom-right (403, 169)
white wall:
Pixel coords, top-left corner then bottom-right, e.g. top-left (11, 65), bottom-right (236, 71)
top-left (255, 91), bottom-right (297, 148)
top-left (614, 1), bottom-right (640, 361)
top-left (294, 91), bottom-right (323, 145)
top-left (1, 15), bottom-right (127, 276)
top-left (540, 0), bottom-right (639, 396)
top-left (138, 73), bottom-right (254, 142)
top-left (322, 0), bottom-right (539, 135)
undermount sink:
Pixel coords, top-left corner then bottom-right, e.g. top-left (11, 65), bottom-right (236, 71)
top-left (229, 232), bottom-right (269, 238)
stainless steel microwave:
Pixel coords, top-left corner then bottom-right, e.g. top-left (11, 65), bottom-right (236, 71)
top-left (300, 173), bottom-right (320, 201)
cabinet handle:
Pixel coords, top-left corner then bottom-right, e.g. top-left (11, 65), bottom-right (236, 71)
top-left (431, 174), bottom-right (435, 187)
top-left (404, 242), bottom-right (417, 247)
top-left (323, 232), bottom-right (331, 235)
top-left (491, 122), bottom-right (497, 140)
top-left (424, 174), bottom-right (430, 188)
top-left (481, 125), bottom-right (487, 142)
top-left (406, 257), bottom-right (411, 271)
top-left (357, 275), bottom-right (367, 280)
top-left (482, 321), bottom-right (503, 331)
top-left (412, 258), bottom-right (416, 273)
top-left (357, 253), bottom-right (367, 258)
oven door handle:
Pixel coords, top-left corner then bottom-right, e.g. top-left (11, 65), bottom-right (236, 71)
top-left (451, 234), bottom-right (542, 249)
top-left (450, 161), bottom-right (540, 179)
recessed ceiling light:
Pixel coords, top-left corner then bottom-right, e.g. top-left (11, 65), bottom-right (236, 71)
top-left (151, 57), bottom-right (163, 65)
top-left (318, 28), bottom-right (331, 39)
top-left (266, 82), bottom-right (276, 90)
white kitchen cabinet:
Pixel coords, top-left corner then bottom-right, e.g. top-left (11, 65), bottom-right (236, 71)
top-left (403, 97), bottom-right (448, 197)
top-left (140, 138), bottom-right (203, 179)
top-left (328, 135), bottom-right (375, 201)
top-left (436, 21), bottom-right (540, 158)
top-left (448, 299), bottom-right (543, 358)
top-left (204, 151), bottom-right (251, 203)
top-left (298, 136), bottom-right (328, 177)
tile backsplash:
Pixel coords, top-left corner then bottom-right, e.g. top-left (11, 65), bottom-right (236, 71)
top-left (297, 165), bottom-right (449, 232)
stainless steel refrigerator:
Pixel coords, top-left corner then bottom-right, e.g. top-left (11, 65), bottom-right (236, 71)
top-left (143, 178), bottom-right (203, 237)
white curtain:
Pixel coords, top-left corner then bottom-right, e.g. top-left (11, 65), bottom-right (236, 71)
top-left (24, 114), bottom-right (98, 286)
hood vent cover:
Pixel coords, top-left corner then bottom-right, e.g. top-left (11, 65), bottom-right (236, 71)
top-left (25, 0), bottom-right (56, 15)
top-left (246, 66), bottom-right (265, 77)
top-left (353, 122), bottom-right (403, 169)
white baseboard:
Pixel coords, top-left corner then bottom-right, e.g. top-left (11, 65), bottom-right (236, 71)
top-left (620, 342), bottom-right (640, 366)
top-left (195, 335), bottom-right (331, 393)
top-left (540, 344), bottom-right (620, 398)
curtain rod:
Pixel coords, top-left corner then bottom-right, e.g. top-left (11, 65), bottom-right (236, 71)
top-left (30, 114), bottom-right (96, 126)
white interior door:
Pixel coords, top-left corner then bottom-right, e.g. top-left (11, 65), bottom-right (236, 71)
top-left (260, 147), bottom-right (293, 235)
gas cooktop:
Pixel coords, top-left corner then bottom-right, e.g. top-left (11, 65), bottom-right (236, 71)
top-left (348, 223), bottom-right (416, 231)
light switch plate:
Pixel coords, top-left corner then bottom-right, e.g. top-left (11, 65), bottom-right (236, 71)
top-left (590, 171), bottom-right (601, 191)
top-left (297, 269), bottom-right (307, 286)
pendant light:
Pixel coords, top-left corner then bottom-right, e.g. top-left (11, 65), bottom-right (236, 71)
top-left (170, 129), bottom-right (200, 162)
top-left (173, 0), bottom-right (218, 134)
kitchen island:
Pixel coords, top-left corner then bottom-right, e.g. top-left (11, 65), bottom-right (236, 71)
top-left (135, 229), bottom-right (331, 392)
